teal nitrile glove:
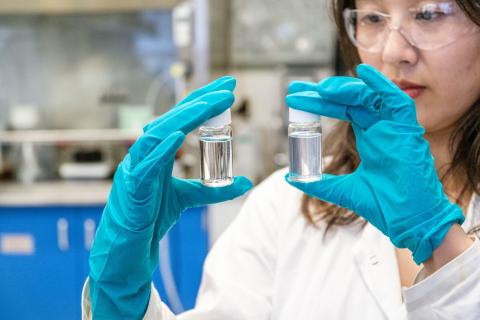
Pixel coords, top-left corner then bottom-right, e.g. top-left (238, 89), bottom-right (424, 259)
top-left (89, 76), bottom-right (253, 319)
top-left (285, 64), bottom-right (464, 264)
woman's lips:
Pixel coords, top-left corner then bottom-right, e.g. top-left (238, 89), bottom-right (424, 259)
top-left (393, 80), bottom-right (426, 99)
top-left (401, 86), bottom-right (425, 99)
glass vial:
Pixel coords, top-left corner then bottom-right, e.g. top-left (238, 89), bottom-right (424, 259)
top-left (288, 108), bottom-right (322, 182)
top-left (199, 109), bottom-right (233, 187)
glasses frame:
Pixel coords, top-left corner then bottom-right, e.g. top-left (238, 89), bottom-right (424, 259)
top-left (343, 6), bottom-right (480, 53)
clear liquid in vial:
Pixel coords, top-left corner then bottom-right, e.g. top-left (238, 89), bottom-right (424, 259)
top-left (288, 131), bottom-right (322, 182)
top-left (200, 134), bottom-right (233, 187)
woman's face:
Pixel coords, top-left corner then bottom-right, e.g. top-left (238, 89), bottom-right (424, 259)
top-left (355, 0), bottom-right (480, 133)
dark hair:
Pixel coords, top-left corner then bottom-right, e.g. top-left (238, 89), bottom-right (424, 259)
top-left (301, 0), bottom-right (480, 237)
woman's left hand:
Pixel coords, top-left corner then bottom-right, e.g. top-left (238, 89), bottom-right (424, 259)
top-left (285, 64), bottom-right (464, 264)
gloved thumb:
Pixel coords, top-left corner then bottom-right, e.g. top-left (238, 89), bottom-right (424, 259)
top-left (356, 64), bottom-right (418, 126)
top-left (285, 173), bottom-right (353, 210)
top-left (172, 176), bottom-right (253, 209)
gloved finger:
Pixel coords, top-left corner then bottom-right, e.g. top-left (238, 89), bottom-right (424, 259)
top-left (288, 81), bottom-right (318, 94)
top-left (172, 176), bottom-right (253, 209)
top-left (286, 91), bottom-right (380, 129)
top-left (148, 90), bottom-right (234, 138)
top-left (285, 173), bottom-right (354, 210)
top-left (132, 131), bottom-right (185, 192)
top-left (144, 76), bottom-right (236, 132)
top-left (286, 91), bottom-right (349, 121)
top-left (133, 131), bottom-right (185, 179)
top-left (356, 64), bottom-right (418, 125)
top-left (316, 76), bottom-right (381, 110)
top-left (129, 100), bottom-right (205, 166)
top-left (151, 158), bottom-right (177, 244)
top-left (131, 90), bottom-right (234, 164)
top-left (177, 76), bottom-right (236, 107)
top-left (144, 93), bottom-right (219, 135)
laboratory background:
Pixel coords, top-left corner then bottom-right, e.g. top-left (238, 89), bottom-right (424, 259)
top-left (0, 0), bottom-right (339, 318)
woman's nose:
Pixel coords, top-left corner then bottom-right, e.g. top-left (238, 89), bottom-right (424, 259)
top-left (381, 28), bottom-right (419, 66)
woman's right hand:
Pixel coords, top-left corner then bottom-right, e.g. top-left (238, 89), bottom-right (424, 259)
top-left (285, 64), bottom-right (464, 265)
top-left (88, 76), bottom-right (252, 319)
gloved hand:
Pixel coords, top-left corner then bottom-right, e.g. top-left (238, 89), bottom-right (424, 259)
top-left (89, 76), bottom-right (253, 319)
top-left (286, 64), bottom-right (464, 264)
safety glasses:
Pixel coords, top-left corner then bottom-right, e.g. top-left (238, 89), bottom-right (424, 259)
top-left (343, 1), bottom-right (480, 52)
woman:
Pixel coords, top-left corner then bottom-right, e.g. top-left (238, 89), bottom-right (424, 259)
top-left (83, 0), bottom-right (480, 319)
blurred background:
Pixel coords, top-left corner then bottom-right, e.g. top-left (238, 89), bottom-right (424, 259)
top-left (0, 0), bottom-right (340, 318)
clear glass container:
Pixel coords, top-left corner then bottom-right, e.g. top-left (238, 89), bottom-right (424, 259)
top-left (199, 125), bottom-right (233, 187)
top-left (288, 121), bottom-right (322, 182)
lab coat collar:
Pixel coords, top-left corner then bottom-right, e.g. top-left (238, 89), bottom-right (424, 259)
top-left (352, 222), bottom-right (405, 319)
top-left (464, 193), bottom-right (480, 236)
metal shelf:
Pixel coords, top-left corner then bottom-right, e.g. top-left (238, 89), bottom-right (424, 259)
top-left (0, 180), bottom-right (112, 206)
top-left (0, 129), bottom-right (141, 144)
top-left (0, 0), bottom-right (182, 15)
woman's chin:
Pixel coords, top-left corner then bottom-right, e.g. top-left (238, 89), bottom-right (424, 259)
top-left (417, 112), bottom-right (439, 133)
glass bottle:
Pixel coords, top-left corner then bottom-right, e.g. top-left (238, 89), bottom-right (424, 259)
top-left (199, 109), bottom-right (233, 187)
top-left (288, 108), bottom-right (322, 182)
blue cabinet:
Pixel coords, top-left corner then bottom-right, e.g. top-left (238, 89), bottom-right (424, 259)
top-left (0, 207), bottom-right (80, 319)
top-left (153, 206), bottom-right (209, 313)
top-left (0, 205), bottom-right (209, 319)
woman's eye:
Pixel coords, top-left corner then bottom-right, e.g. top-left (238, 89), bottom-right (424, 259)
top-left (415, 10), bottom-right (444, 21)
top-left (360, 13), bottom-right (384, 24)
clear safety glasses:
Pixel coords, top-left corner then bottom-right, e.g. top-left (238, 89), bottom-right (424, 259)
top-left (343, 1), bottom-right (480, 53)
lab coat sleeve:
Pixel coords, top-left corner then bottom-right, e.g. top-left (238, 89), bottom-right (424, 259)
top-left (403, 237), bottom-right (480, 319)
top-left (81, 277), bottom-right (177, 320)
top-left (176, 171), bottom-right (284, 320)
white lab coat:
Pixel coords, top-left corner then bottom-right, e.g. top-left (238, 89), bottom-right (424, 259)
top-left (82, 168), bottom-right (480, 319)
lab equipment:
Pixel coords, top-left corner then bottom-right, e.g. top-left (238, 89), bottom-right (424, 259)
top-left (9, 105), bottom-right (42, 183)
top-left (285, 64), bottom-right (464, 264)
top-left (288, 108), bottom-right (322, 182)
top-left (199, 109), bottom-right (233, 187)
top-left (89, 78), bottom-right (252, 319)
